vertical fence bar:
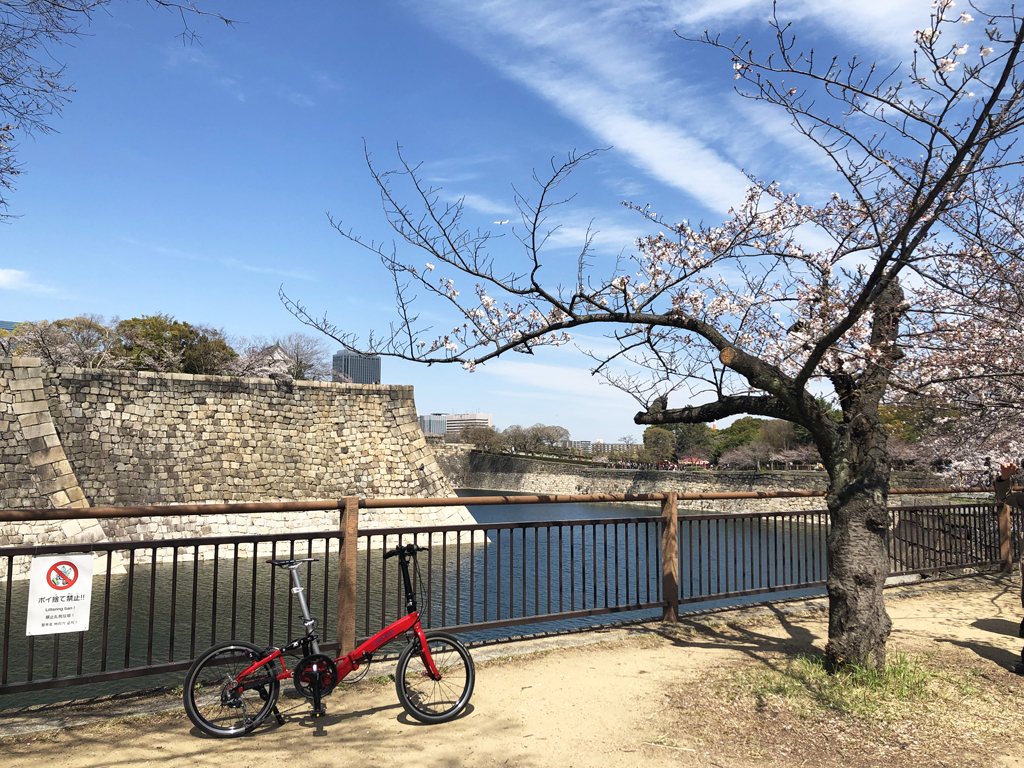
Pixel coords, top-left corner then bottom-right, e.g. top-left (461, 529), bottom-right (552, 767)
top-left (147, 548), bottom-right (157, 665)
top-left (169, 547), bottom-right (179, 662)
top-left (3, 556), bottom-right (12, 684)
top-left (249, 542), bottom-right (259, 644)
top-left (231, 544), bottom-right (239, 640)
top-left (124, 550), bottom-right (135, 669)
top-left (101, 551), bottom-right (113, 671)
top-left (661, 492), bottom-right (678, 622)
top-left (336, 497), bottom-right (358, 656)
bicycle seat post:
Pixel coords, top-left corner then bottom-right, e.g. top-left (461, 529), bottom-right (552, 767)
top-left (287, 564), bottom-right (320, 655)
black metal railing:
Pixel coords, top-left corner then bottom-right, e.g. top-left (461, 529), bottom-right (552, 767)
top-left (357, 517), bottom-right (663, 640)
top-left (0, 496), bottom-right (1009, 704)
top-left (0, 532), bottom-right (343, 701)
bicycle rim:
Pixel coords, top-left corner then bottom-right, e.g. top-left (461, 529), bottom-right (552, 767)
top-left (184, 642), bottom-right (280, 738)
top-left (396, 632), bottom-right (474, 724)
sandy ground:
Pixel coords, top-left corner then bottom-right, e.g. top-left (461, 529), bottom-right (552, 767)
top-left (3, 575), bottom-right (1024, 768)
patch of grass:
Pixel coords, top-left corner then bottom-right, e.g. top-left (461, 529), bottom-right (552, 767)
top-left (738, 652), bottom-right (934, 719)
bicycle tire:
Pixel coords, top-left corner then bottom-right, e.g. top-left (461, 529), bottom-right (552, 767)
top-left (395, 631), bottom-right (475, 724)
top-left (183, 641), bottom-right (281, 738)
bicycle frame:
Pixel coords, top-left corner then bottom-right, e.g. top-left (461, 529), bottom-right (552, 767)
top-left (232, 551), bottom-right (440, 687)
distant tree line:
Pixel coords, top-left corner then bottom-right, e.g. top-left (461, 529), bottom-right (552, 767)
top-left (639, 401), bottom-right (945, 471)
top-left (458, 405), bottom-right (947, 472)
top-left (0, 315), bottom-right (337, 381)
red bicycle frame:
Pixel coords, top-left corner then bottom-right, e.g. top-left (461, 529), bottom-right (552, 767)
top-left (231, 610), bottom-right (440, 686)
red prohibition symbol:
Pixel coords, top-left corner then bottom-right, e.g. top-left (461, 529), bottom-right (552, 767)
top-left (46, 561), bottom-right (79, 590)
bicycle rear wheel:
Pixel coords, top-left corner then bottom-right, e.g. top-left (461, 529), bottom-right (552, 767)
top-left (395, 631), bottom-right (474, 724)
top-left (183, 641), bottom-right (280, 738)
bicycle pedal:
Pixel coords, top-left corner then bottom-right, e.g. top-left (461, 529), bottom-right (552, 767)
top-left (312, 706), bottom-right (327, 718)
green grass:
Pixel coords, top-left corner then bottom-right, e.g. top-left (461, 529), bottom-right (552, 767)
top-left (736, 652), bottom-right (934, 719)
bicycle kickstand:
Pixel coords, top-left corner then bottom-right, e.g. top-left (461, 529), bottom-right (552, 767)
top-left (310, 667), bottom-right (327, 719)
top-left (272, 705), bottom-right (285, 726)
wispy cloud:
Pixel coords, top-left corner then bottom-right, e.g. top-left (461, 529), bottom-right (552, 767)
top-left (482, 359), bottom-right (636, 406)
top-left (165, 47), bottom-right (247, 101)
top-left (219, 258), bottom-right (314, 281)
top-left (445, 192), bottom-right (516, 216)
top-left (288, 93), bottom-right (315, 108)
top-left (416, 0), bottom-right (935, 213)
top-left (120, 238), bottom-right (313, 281)
top-left (0, 269), bottom-right (58, 295)
top-left (314, 72), bottom-right (344, 91)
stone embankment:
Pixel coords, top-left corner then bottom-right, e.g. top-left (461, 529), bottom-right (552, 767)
top-left (434, 449), bottom-right (948, 513)
top-left (0, 357), bottom-right (473, 560)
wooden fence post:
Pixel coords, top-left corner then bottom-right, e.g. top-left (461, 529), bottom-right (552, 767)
top-left (661, 492), bottom-right (679, 622)
top-left (336, 497), bottom-right (359, 654)
top-left (999, 502), bottom-right (1013, 573)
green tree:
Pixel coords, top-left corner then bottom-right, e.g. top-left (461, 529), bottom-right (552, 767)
top-left (669, 422), bottom-right (714, 460)
top-left (460, 426), bottom-right (503, 452)
top-left (640, 426), bottom-right (675, 463)
top-left (711, 417), bottom-right (765, 463)
top-left (115, 315), bottom-right (236, 374)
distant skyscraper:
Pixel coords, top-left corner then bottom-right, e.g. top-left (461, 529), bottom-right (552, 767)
top-left (332, 351), bottom-right (381, 384)
top-left (418, 413), bottom-right (448, 436)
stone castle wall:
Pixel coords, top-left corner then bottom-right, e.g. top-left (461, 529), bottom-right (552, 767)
top-left (0, 357), bottom-right (473, 555)
top-left (454, 452), bottom-right (949, 513)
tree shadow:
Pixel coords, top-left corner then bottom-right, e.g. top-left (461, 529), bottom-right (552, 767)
top-left (971, 617), bottom-right (1022, 637)
top-left (937, 637), bottom-right (1021, 669)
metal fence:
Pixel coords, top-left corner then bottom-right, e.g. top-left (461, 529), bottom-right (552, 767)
top-left (0, 491), bottom-right (1013, 703)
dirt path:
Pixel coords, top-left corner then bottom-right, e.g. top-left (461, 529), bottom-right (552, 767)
top-left (3, 576), bottom-right (1024, 768)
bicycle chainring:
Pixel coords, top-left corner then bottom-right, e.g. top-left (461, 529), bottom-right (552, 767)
top-left (292, 654), bottom-right (339, 699)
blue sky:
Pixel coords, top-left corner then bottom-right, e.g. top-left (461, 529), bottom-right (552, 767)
top-left (1, 0), bottom-right (937, 441)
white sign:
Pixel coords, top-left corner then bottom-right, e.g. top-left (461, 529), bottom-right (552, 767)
top-left (26, 554), bottom-right (94, 636)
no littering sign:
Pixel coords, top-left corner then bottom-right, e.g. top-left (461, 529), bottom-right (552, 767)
top-left (26, 554), bottom-right (93, 636)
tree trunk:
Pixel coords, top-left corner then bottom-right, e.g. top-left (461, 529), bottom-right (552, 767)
top-left (823, 408), bottom-right (894, 670)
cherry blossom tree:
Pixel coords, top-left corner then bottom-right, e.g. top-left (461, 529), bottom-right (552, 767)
top-left (283, 3), bottom-right (1024, 669)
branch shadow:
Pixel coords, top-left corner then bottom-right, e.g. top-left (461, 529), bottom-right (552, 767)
top-left (937, 637), bottom-right (1021, 669)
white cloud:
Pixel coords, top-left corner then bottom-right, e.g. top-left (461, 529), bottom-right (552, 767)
top-left (417, 0), bottom-right (934, 214)
top-left (289, 93), bottom-right (315, 108)
top-left (219, 258), bottom-right (314, 281)
top-left (0, 269), bottom-right (57, 295)
top-left (482, 359), bottom-right (635, 406)
top-left (445, 192), bottom-right (516, 216)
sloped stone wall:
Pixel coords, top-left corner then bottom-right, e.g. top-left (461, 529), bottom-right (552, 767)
top-left (0, 358), bottom-right (472, 552)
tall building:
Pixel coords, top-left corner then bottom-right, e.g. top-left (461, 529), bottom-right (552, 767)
top-left (445, 413), bottom-right (492, 441)
top-left (332, 351), bottom-right (381, 384)
top-left (418, 413), bottom-right (448, 436)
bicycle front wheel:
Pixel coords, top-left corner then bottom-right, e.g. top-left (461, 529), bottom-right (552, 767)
top-left (183, 641), bottom-right (280, 738)
top-left (395, 631), bottom-right (475, 724)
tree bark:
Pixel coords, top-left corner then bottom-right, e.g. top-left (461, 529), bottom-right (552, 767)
top-left (823, 457), bottom-right (893, 670)
top-left (820, 280), bottom-right (904, 671)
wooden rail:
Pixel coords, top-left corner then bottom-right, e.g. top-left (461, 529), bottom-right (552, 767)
top-left (0, 486), bottom-right (1004, 522)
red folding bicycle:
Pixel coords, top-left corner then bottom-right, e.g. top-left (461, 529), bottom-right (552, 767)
top-left (182, 542), bottom-right (475, 737)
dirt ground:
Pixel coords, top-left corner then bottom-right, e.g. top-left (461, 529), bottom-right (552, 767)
top-left (3, 575), bottom-right (1024, 768)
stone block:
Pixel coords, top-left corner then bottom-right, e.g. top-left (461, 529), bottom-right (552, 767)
top-left (12, 399), bottom-right (47, 415)
top-left (22, 422), bottom-right (56, 440)
top-left (49, 490), bottom-right (70, 507)
top-left (9, 378), bottom-right (43, 392)
top-left (28, 446), bottom-right (67, 467)
top-left (10, 357), bottom-right (41, 368)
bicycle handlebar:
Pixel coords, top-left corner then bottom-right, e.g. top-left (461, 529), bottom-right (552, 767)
top-left (384, 542), bottom-right (428, 560)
